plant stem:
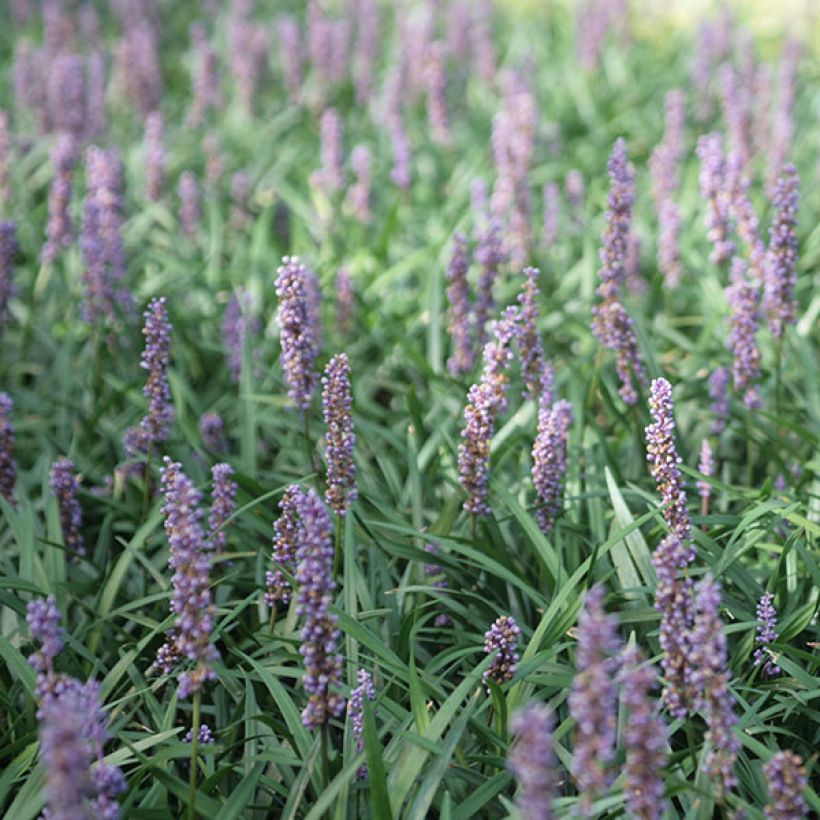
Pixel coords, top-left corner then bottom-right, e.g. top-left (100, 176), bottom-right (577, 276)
top-left (321, 722), bottom-right (330, 789)
top-left (268, 604), bottom-right (278, 634)
top-left (333, 513), bottom-right (342, 577)
top-left (141, 448), bottom-right (152, 524)
top-left (303, 412), bottom-right (314, 477)
top-left (188, 689), bottom-right (202, 820)
top-left (774, 336), bottom-right (784, 419)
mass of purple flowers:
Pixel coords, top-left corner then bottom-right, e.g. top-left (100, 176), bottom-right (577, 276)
top-left (763, 751), bottom-right (808, 820)
top-left (531, 397), bottom-right (573, 535)
top-left (753, 591), bottom-right (780, 677)
top-left (347, 668), bottom-right (377, 778)
top-left (208, 463), bottom-right (237, 556)
top-left (764, 164), bottom-right (799, 339)
top-left (0, 392), bottom-right (16, 503)
top-left (508, 703), bottom-right (557, 820)
top-left (49, 456), bottom-right (85, 559)
top-left (445, 232), bottom-right (474, 376)
top-left (483, 614), bottom-right (520, 686)
top-left (265, 484), bottom-right (305, 607)
top-left (322, 353), bottom-right (357, 516)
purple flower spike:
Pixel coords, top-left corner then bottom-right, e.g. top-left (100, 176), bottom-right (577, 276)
top-left (315, 108), bottom-right (344, 194)
top-left (222, 290), bottom-right (260, 384)
top-left (178, 171), bottom-right (200, 240)
top-left (26, 596), bottom-right (63, 675)
top-left (518, 267), bottom-right (545, 400)
top-left (620, 646), bottom-right (667, 820)
top-left (265, 484), bottom-right (305, 607)
top-left (708, 366), bottom-right (730, 434)
top-left (508, 703), bottom-right (557, 820)
top-left (388, 117), bottom-right (411, 191)
top-left (50, 457), bottom-right (85, 559)
top-left (187, 24), bottom-right (221, 128)
top-left (124, 297), bottom-right (174, 456)
top-left (0, 392), bottom-right (16, 503)
top-left (275, 256), bottom-right (321, 411)
top-left (0, 221), bottom-right (17, 327)
top-left (473, 218), bottom-right (504, 352)
top-left (542, 183), bottom-right (560, 249)
top-left (569, 584), bottom-right (620, 812)
top-left (424, 544), bottom-right (451, 627)
top-left (645, 378), bottom-right (692, 544)
top-left (696, 134), bottom-right (734, 265)
top-left (753, 592), bottom-right (780, 677)
top-left (346, 144), bottom-right (372, 223)
top-left (0, 111), bottom-right (10, 207)
top-left (336, 267), bottom-right (354, 335)
top-left (424, 41), bottom-right (450, 147)
top-left (115, 21), bottom-right (162, 116)
top-left (689, 577), bottom-right (740, 797)
top-left (184, 724), bottom-right (215, 744)
top-left (348, 669), bottom-right (376, 778)
top-left (42, 133), bottom-right (77, 265)
top-left (322, 353), bottom-right (357, 516)
top-left (595, 300), bottom-right (646, 405)
top-left (658, 199), bottom-right (682, 288)
top-left (445, 233), bottom-right (474, 376)
top-left (725, 257), bottom-right (762, 409)
top-left (294, 488), bottom-right (345, 727)
top-left (153, 458), bottom-right (219, 699)
top-left (200, 412), bottom-right (226, 452)
top-left (764, 164), bottom-right (799, 340)
top-left (208, 463), bottom-right (237, 556)
top-left (596, 138), bottom-right (634, 301)
top-left (697, 439), bottom-right (714, 513)
top-left (531, 398), bottom-right (573, 535)
top-left (483, 615), bottom-right (520, 686)
top-left (764, 751), bottom-right (808, 820)
top-left (277, 15), bottom-right (302, 102)
top-left (144, 111), bottom-right (165, 201)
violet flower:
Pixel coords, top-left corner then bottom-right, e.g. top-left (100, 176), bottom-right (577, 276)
top-left (424, 41), bottom-right (451, 147)
top-left (348, 668), bottom-right (376, 778)
top-left (565, 169), bottom-right (585, 219)
top-left (507, 703), bottom-right (557, 820)
top-left (764, 164), bottom-right (799, 340)
top-left (26, 595), bottom-right (63, 677)
top-left (423, 544), bottom-right (451, 627)
top-left (294, 488), bottom-right (345, 727)
top-left (0, 392), bottom-right (16, 503)
top-left (115, 21), bottom-right (162, 116)
top-left (708, 366), bottom-right (730, 434)
top-left (47, 52), bottom-right (87, 142)
top-left (208, 463), bottom-right (237, 557)
top-left (178, 171), bottom-right (200, 241)
top-left (336, 266), bottom-right (354, 335)
top-left (645, 378), bottom-right (692, 544)
top-left (445, 233), bottom-right (474, 376)
top-left (184, 724), bottom-right (215, 744)
top-left (531, 397), bottom-right (573, 535)
top-left (124, 297), bottom-right (174, 456)
top-left (200, 412), bottom-right (226, 452)
top-left (187, 23), bottom-right (221, 128)
top-left (619, 646), bottom-right (667, 820)
top-left (265, 484), bottom-right (305, 607)
top-left (345, 144), bottom-right (372, 223)
top-left (763, 750), bottom-right (808, 820)
top-left (0, 110), bottom-right (10, 207)
top-left (696, 133), bottom-right (734, 265)
top-left (388, 116), bottom-right (411, 190)
top-left (222, 290), bottom-right (260, 384)
top-left (483, 614), bottom-right (520, 686)
top-left (275, 256), bottom-right (321, 411)
top-left (314, 108), bottom-right (344, 194)
top-left (725, 257), bottom-right (762, 409)
top-left (697, 439), bottom-right (714, 514)
top-left (518, 267), bottom-right (545, 400)
top-left (473, 218), bottom-right (504, 352)
top-left (767, 39), bottom-right (800, 192)
top-left (594, 300), bottom-right (646, 405)
top-left (658, 198), bottom-right (682, 288)
top-left (569, 584), bottom-right (620, 812)
top-left (277, 15), bottom-right (302, 102)
top-left (227, 13), bottom-right (268, 114)
top-left (542, 182), bottom-right (560, 249)
top-left (42, 133), bottom-right (77, 264)
top-left (322, 353), bottom-right (357, 516)
top-left (753, 592), bottom-right (780, 677)
top-left (153, 458), bottom-right (219, 699)
top-left (689, 576), bottom-right (740, 797)
top-left (0, 221), bottom-right (18, 327)
top-left (50, 457), bottom-right (85, 559)
top-left (144, 111), bottom-right (165, 201)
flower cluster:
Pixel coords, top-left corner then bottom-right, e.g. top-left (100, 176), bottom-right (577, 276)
top-left (178, 171), bottom-right (200, 240)
top-left (725, 257), bottom-right (762, 409)
top-left (314, 108), bottom-right (344, 194)
top-left (0, 220), bottom-right (17, 327)
top-left (424, 544), bottom-right (451, 627)
top-left (696, 133), bottom-right (734, 265)
top-left (753, 591), bottom-right (780, 677)
top-left (200, 411), bottom-right (226, 452)
top-left (322, 353), bottom-right (357, 516)
top-left (518, 267), bottom-right (546, 400)
top-left (0, 391), bottom-right (16, 503)
top-left (646, 378), bottom-right (692, 544)
top-left (708, 366), bottom-right (730, 434)
top-left (153, 458), bottom-right (219, 699)
top-left (473, 217), bottom-right (504, 352)
top-left (346, 144), bottom-right (372, 223)
top-left (144, 111), bottom-right (165, 201)
top-left (764, 164), bottom-right (799, 339)
top-left (124, 297), bottom-right (175, 456)
top-left (697, 439), bottom-right (714, 512)
top-left (531, 397), bottom-right (573, 535)
top-left (294, 488), bottom-right (345, 727)
top-left (569, 584), bottom-right (620, 810)
top-left (763, 750), bottom-right (808, 820)
top-left (689, 577), bottom-right (740, 796)
top-left (542, 182), bottom-right (560, 249)
top-left (335, 266), bottom-right (355, 335)
top-left (619, 646), bottom-right (667, 819)
top-left (347, 669), bottom-right (377, 778)
top-left (266, 484), bottom-right (305, 607)
top-left (508, 703), bottom-right (557, 820)
top-left (184, 724), bottom-right (216, 744)
top-left (42, 133), bottom-right (77, 265)
top-left (50, 457), bottom-right (85, 559)
top-left (424, 42), bottom-right (451, 147)
top-left (208, 463), bottom-right (237, 556)
top-left (26, 595), bottom-right (63, 678)
top-left (483, 615), bottom-right (520, 686)
top-left (445, 232), bottom-right (475, 376)
top-left (222, 290), bottom-right (260, 384)
top-left (275, 256), bottom-right (321, 411)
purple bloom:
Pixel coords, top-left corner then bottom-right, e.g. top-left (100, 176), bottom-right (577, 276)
top-left (294, 488), bottom-right (345, 727)
top-left (154, 458), bottom-right (219, 699)
top-left (619, 646), bottom-right (667, 820)
top-left (650, 89), bottom-right (686, 207)
top-left (322, 353), bottom-right (357, 516)
top-left (719, 64), bottom-right (752, 169)
top-left (202, 132), bottom-right (224, 188)
top-left (764, 164), bottom-right (799, 339)
top-left (542, 182), bottom-right (560, 249)
top-left (345, 144), bottom-right (372, 223)
top-left (423, 544), bottom-right (451, 627)
top-left (424, 41), bottom-right (451, 147)
top-left (265, 484), bottom-right (305, 607)
top-left (658, 199), bottom-right (682, 288)
top-left (314, 108), bottom-right (344, 194)
top-left (473, 218), bottom-right (504, 353)
top-left (645, 378), bottom-right (692, 543)
top-left (763, 750), bottom-right (808, 820)
top-left (624, 231), bottom-right (645, 296)
top-left (335, 266), bottom-right (354, 335)
top-left (531, 397), bottom-right (573, 535)
top-left (483, 615), bottom-right (520, 686)
top-left (0, 221), bottom-right (18, 327)
top-left (144, 111), bottom-right (165, 201)
top-left (725, 152), bottom-right (767, 284)
top-left (42, 133), bottom-right (77, 264)
top-left (187, 24), bottom-right (221, 128)
top-left (228, 14), bottom-right (268, 115)
top-left (696, 133), bottom-right (735, 265)
top-left (708, 366), bottom-right (730, 434)
top-left (115, 21), bottom-right (162, 116)
top-left (208, 463), bottom-right (237, 556)
top-left (0, 110), bottom-right (10, 207)
top-left (697, 439), bottom-right (714, 513)
top-left (184, 724), bottom-right (215, 744)
top-left (445, 233), bottom-right (474, 375)
top-left (178, 171), bottom-right (200, 241)
top-left (47, 52), bottom-right (87, 142)
top-left (277, 15), bottom-right (303, 102)
top-left (347, 669), bottom-right (376, 778)
top-left (0, 392), bottom-right (16, 503)
top-left (569, 584), bottom-right (620, 812)
top-left (767, 39), bottom-right (800, 192)
top-left (565, 169), bottom-right (585, 219)
top-left (507, 703), bottom-right (557, 820)
top-left (353, 0), bottom-right (379, 105)
top-left (594, 300), bottom-right (646, 405)
top-left (753, 591), bottom-right (780, 677)
top-left (124, 297), bottom-right (174, 456)
top-left (229, 171), bottom-right (251, 229)
top-left (222, 291), bottom-right (260, 384)
top-left (388, 116), bottom-right (411, 190)
top-left (200, 412), bottom-right (226, 452)
top-left (725, 257), bottom-right (762, 409)
top-left (518, 267), bottom-right (545, 400)
top-left (689, 576), bottom-right (740, 797)
top-left (50, 457), bottom-right (85, 559)
top-left (652, 534), bottom-right (695, 718)
top-left (275, 256), bottom-right (321, 411)
top-left (26, 596), bottom-right (63, 675)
